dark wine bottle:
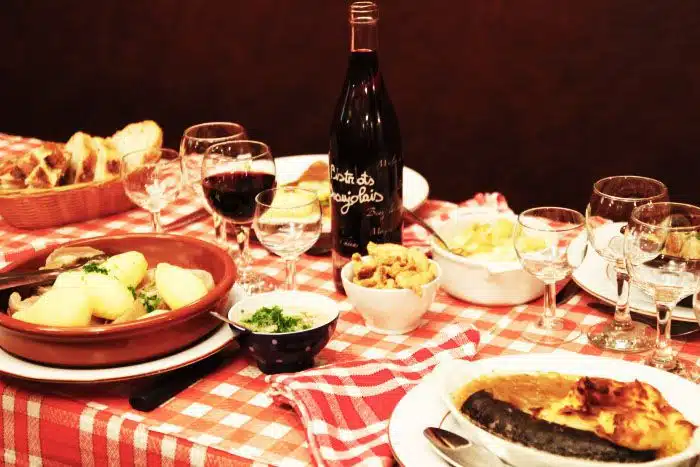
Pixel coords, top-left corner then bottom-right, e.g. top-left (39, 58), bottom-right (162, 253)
top-left (329, 1), bottom-right (403, 293)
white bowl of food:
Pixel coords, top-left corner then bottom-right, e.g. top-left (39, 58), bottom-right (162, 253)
top-left (430, 211), bottom-right (544, 305)
top-left (435, 353), bottom-right (700, 467)
top-left (341, 242), bottom-right (441, 335)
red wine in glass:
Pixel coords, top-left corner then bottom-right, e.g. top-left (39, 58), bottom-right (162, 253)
top-left (202, 171), bottom-right (276, 223)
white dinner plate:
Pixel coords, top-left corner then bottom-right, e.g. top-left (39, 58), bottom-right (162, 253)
top-left (391, 354), bottom-right (700, 467)
top-left (573, 245), bottom-right (696, 322)
top-left (276, 153), bottom-right (429, 214)
top-left (0, 324), bottom-right (234, 384)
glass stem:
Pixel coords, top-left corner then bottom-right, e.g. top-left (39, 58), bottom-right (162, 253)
top-left (612, 269), bottom-right (633, 330)
top-left (213, 213), bottom-right (227, 245)
top-left (650, 302), bottom-right (676, 367)
top-left (540, 282), bottom-right (557, 329)
top-left (235, 225), bottom-right (252, 273)
top-left (285, 258), bottom-right (297, 291)
top-left (151, 211), bottom-right (163, 233)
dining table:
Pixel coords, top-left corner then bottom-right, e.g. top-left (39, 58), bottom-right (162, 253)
top-left (1, 132), bottom-right (699, 467)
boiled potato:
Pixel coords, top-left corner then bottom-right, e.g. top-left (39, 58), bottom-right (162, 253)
top-left (53, 270), bottom-right (87, 288)
top-left (111, 299), bottom-right (147, 324)
top-left (102, 251), bottom-right (148, 288)
top-left (83, 273), bottom-right (135, 320)
top-left (155, 263), bottom-right (208, 309)
top-left (13, 288), bottom-right (92, 327)
top-left (137, 309), bottom-right (170, 320)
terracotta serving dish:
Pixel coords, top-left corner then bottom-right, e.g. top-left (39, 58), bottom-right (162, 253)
top-left (0, 234), bottom-right (236, 368)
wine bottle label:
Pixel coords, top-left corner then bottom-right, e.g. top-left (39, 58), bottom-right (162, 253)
top-left (330, 164), bottom-right (387, 215)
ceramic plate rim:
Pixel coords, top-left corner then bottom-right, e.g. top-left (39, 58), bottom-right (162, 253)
top-left (0, 324), bottom-right (234, 384)
top-left (573, 248), bottom-right (696, 322)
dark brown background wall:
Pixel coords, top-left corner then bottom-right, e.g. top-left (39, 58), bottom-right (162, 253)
top-left (1, 1), bottom-right (698, 212)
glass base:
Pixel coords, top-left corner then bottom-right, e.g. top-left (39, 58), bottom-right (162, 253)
top-left (522, 317), bottom-right (581, 346)
top-left (232, 271), bottom-right (277, 301)
top-left (587, 320), bottom-right (654, 353)
top-left (646, 355), bottom-right (693, 380)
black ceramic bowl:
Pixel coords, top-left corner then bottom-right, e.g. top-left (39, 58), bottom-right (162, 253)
top-left (228, 291), bottom-right (339, 374)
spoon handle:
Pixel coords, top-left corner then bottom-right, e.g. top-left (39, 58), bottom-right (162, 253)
top-left (403, 209), bottom-right (449, 248)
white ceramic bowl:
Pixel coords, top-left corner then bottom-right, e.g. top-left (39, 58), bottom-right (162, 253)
top-left (435, 354), bottom-right (700, 467)
top-left (430, 212), bottom-right (544, 305)
top-left (341, 258), bottom-right (441, 335)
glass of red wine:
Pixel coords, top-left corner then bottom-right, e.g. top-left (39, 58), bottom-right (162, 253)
top-left (180, 122), bottom-right (246, 248)
top-left (202, 140), bottom-right (277, 295)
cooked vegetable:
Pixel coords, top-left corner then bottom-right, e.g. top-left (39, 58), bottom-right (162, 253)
top-left (448, 219), bottom-right (547, 261)
top-left (241, 305), bottom-right (314, 333)
top-left (101, 251), bottom-right (148, 288)
top-left (82, 273), bottom-right (135, 320)
top-left (462, 390), bottom-right (656, 462)
top-left (13, 288), bottom-right (92, 327)
top-left (82, 262), bottom-right (109, 275)
top-left (155, 263), bottom-right (208, 310)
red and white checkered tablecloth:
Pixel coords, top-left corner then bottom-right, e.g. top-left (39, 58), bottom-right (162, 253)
top-left (1, 133), bottom-right (699, 466)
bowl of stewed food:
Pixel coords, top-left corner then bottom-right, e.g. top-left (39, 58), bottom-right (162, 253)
top-left (430, 211), bottom-right (545, 305)
top-left (0, 234), bottom-right (236, 367)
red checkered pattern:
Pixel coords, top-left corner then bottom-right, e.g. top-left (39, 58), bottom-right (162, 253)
top-left (267, 327), bottom-right (479, 467)
top-left (1, 134), bottom-right (700, 466)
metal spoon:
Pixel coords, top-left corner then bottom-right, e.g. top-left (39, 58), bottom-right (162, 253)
top-left (403, 209), bottom-right (450, 249)
top-left (423, 427), bottom-right (506, 467)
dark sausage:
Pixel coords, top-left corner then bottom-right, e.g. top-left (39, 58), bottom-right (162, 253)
top-left (462, 390), bottom-right (656, 463)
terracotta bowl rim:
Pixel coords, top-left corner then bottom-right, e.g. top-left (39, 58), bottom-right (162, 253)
top-left (0, 233), bottom-right (236, 338)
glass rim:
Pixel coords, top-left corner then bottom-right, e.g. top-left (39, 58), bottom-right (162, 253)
top-left (592, 175), bottom-right (668, 202)
top-left (517, 206), bottom-right (585, 232)
top-left (182, 122), bottom-right (245, 142)
top-left (629, 201), bottom-right (700, 231)
top-left (204, 139), bottom-right (271, 161)
top-left (121, 147), bottom-right (180, 164)
top-left (255, 187), bottom-right (319, 209)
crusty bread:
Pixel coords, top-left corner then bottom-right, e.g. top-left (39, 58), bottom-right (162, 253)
top-left (23, 144), bottom-right (72, 189)
top-left (0, 157), bottom-right (26, 190)
top-left (111, 120), bottom-right (163, 160)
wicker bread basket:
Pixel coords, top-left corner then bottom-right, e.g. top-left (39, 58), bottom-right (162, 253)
top-left (0, 177), bottom-right (134, 230)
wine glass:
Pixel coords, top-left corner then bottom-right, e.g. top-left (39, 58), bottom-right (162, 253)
top-left (253, 187), bottom-right (322, 290)
top-left (514, 207), bottom-right (588, 345)
top-left (122, 148), bottom-right (182, 232)
top-left (202, 140), bottom-right (276, 295)
top-left (180, 122), bottom-right (246, 247)
top-left (585, 175), bottom-right (668, 352)
top-left (624, 202), bottom-right (700, 376)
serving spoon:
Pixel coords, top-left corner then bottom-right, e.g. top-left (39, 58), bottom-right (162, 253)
top-left (423, 427), bottom-right (507, 467)
top-left (403, 209), bottom-right (450, 249)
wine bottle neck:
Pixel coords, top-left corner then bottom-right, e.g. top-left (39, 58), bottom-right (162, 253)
top-left (349, 2), bottom-right (379, 52)
top-left (351, 20), bottom-right (378, 52)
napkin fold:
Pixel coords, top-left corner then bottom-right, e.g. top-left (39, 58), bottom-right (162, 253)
top-left (266, 326), bottom-right (480, 467)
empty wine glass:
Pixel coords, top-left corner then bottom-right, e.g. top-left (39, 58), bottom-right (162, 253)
top-left (254, 187), bottom-right (322, 290)
top-left (514, 207), bottom-right (588, 345)
top-left (122, 148), bottom-right (182, 232)
top-left (202, 140), bottom-right (276, 295)
top-left (624, 202), bottom-right (700, 376)
top-left (585, 175), bottom-right (668, 352)
top-left (180, 122), bottom-right (246, 246)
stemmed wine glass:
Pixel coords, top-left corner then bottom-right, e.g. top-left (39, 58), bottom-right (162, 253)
top-left (202, 140), bottom-right (276, 295)
top-left (180, 122), bottom-right (246, 247)
top-left (585, 175), bottom-right (668, 352)
top-left (122, 148), bottom-right (182, 232)
top-left (624, 202), bottom-right (700, 376)
top-left (253, 187), bottom-right (322, 290)
top-left (514, 207), bottom-right (588, 345)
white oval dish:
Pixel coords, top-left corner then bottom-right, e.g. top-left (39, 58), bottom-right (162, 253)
top-left (435, 354), bottom-right (700, 467)
top-left (430, 212), bottom-right (544, 305)
top-left (341, 258), bottom-right (441, 335)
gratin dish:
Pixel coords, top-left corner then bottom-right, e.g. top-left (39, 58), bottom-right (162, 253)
top-left (0, 234), bottom-right (236, 368)
top-left (430, 212), bottom-right (544, 306)
top-left (435, 354), bottom-right (700, 467)
top-left (341, 258), bottom-right (441, 334)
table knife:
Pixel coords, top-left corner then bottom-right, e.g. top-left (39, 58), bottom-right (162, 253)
top-left (555, 281), bottom-right (581, 305)
top-left (129, 351), bottom-right (227, 412)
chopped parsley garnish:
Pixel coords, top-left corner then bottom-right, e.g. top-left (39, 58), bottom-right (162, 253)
top-left (241, 305), bottom-right (313, 333)
top-left (82, 262), bottom-right (109, 275)
top-left (127, 285), bottom-right (137, 299)
top-left (138, 291), bottom-right (162, 313)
